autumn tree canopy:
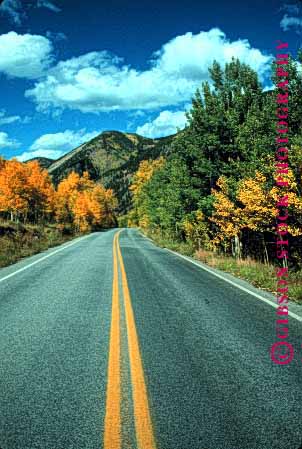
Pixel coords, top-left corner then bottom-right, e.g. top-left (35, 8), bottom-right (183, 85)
top-left (0, 160), bottom-right (117, 231)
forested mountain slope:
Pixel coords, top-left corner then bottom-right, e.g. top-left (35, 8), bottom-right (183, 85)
top-left (46, 131), bottom-right (175, 212)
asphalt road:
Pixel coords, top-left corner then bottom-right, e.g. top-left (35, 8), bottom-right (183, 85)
top-left (0, 228), bottom-right (302, 449)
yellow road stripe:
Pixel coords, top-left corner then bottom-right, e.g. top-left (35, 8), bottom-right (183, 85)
top-left (104, 232), bottom-right (121, 449)
top-left (116, 232), bottom-right (157, 449)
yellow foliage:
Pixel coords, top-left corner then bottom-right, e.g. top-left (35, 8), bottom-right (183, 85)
top-left (237, 171), bottom-right (277, 231)
top-left (211, 169), bottom-right (302, 248)
top-left (210, 177), bottom-right (241, 246)
top-left (129, 156), bottom-right (165, 229)
top-left (182, 210), bottom-right (211, 249)
top-left (130, 157), bottom-right (165, 197)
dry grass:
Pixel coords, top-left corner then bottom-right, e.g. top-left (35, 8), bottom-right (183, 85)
top-left (0, 222), bottom-right (77, 268)
top-left (141, 229), bottom-right (302, 303)
top-left (196, 249), bottom-right (276, 288)
top-left (195, 249), bottom-right (302, 303)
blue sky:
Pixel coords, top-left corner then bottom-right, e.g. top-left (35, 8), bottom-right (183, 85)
top-left (0, 0), bottom-right (301, 161)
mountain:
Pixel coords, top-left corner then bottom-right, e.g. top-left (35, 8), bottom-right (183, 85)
top-left (46, 130), bottom-right (176, 213)
top-left (27, 157), bottom-right (55, 169)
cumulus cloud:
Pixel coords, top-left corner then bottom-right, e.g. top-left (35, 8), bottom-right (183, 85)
top-left (0, 32), bottom-right (53, 79)
top-left (25, 28), bottom-right (272, 114)
top-left (280, 14), bottom-right (302, 33)
top-left (0, 131), bottom-right (21, 149)
top-left (136, 110), bottom-right (188, 138)
top-left (0, 0), bottom-right (25, 25)
top-left (17, 128), bottom-right (101, 161)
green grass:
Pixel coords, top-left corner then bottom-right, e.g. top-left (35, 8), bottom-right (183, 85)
top-left (144, 229), bottom-right (194, 256)
top-left (0, 221), bottom-right (79, 268)
top-left (141, 228), bottom-right (302, 303)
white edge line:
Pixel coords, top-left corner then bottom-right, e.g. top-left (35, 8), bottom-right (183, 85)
top-left (0, 233), bottom-right (93, 284)
top-left (139, 232), bottom-right (302, 323)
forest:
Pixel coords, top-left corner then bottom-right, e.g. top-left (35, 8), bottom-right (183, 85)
top-left (0, 159), bottom-right (117, 267)
top-left (125, 55), bottom-right (302, 274)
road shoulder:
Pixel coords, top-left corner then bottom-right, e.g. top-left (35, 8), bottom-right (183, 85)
top-left (139, 230), bottom-right (302, 321)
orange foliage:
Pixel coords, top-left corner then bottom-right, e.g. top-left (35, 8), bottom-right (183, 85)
top-left (55, 171), bottom-right (117, 231)
top-left (0, 160), bottom-right (117, 230)
top-left (0, 159), bottom-right (54, 222)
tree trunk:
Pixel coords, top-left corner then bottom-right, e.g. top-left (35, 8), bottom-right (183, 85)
top-left (263, 237), bottom-right (269, 265)
top-left (234, 234), bottom-right (241, 259)
top-left (231, 239), bottom-right (235, 257)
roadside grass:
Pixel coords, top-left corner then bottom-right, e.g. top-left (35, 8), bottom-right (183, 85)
top-left (0, 221), bottom-right (78, 269)
top-left (143, 230), bottom-right (195, 256)
top-left (141, 228), bottom-right (302, 303)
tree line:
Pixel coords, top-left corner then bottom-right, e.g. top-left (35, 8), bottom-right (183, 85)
top-left (126, 54), bottom-right (302, 269)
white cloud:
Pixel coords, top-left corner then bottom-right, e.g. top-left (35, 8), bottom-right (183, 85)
top-left (0, 116), bottom-right (20, 125)
top-left (46, 31), bottom-right (67, 42)
top-left (17, 149), bottom-right (64, 161)
top-left (0, 131), bottom-right (21, 149)
top-left (0, 0), bottom-right (24, 25)
top-left (0, 32), bottom-right (53, 79)
top-left (0, 0), bottom-right (61, 25)
top-left (37, 0), bottom-right (61, 13)
top-left (263, 84), bottom-right (274, 92)
top-left (136, 110), bottom-right (188, 138)
top-left (280, 14), bottom-right (302, 33)
top-left (17, 129), bottom-right (101, 162)
top-left (0, 109), bottom-right (31, 125)
top-left (26, 28), bottom-right (272, 114)
top-left (0, 110), bottom-right (21, 125)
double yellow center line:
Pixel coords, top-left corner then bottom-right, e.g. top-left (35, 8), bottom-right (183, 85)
top-left (104, 231), bottom-right (157, 449)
